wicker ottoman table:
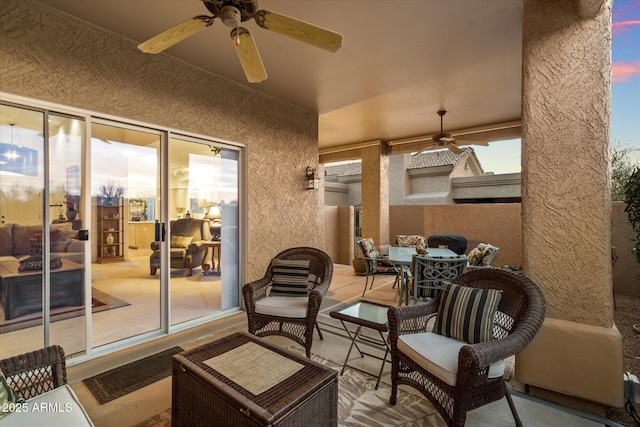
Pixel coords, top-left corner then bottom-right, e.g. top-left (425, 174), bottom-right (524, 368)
top-left (172, 331), bottom-right (338, 426)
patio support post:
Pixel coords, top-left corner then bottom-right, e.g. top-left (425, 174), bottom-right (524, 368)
top-left (517, 0), bottom-right (623, 410)
top-left (360, 142), bottom-right (389, 249)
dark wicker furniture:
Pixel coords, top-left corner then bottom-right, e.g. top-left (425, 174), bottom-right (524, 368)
top-left (243, 247), bottom-right (333, 357)
top-left (172, 332), bottom-right (338, 426)
top-left (388, 268), bottom-right (546, 427)
top-left (0, 345), bottom-right (67, 400)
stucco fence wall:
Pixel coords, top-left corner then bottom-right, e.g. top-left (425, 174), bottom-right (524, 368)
top-left (326, 201), bottom-right (639, 298)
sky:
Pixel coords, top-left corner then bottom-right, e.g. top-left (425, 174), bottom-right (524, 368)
top-left (474, 0), bottom-right (640, 174)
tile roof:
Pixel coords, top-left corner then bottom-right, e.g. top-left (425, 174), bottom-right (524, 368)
top-left (324, 148), bottom-right (474, 177)
top-left (408, 148), bottom-right (472, 169)
top-left (324, 162), bottom-right (362, 177)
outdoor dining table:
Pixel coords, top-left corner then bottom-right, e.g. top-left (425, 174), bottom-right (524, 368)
top-left (388, 246), bottom-right (458, 305)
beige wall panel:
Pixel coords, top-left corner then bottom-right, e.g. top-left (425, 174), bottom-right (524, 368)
top-left (0, 0), bottom-right (322, 282)
top-left (390, 204), bottom-right (522, 267)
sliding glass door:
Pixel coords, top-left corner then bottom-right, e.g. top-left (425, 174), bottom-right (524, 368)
top-left (0, 103), bottom-right (88, 358)
top-left (167, 136), bottom-right (240, 327)
top-left (0, 96), bottom-right (243, 361)
top-left (90, 121), bottom-right (162, 348)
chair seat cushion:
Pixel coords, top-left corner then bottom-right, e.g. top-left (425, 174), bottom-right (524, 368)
top-left (398, 332), bottom-right (505, 386)
top-left (255, 296), bottom-right (309, 318)
top-left (169, 248), bottom-right (188, 259)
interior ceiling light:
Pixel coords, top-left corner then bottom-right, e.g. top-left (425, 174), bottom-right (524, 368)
top-left (3, 124), bottom-right (19, 160)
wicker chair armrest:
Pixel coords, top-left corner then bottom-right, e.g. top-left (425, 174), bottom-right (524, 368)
top-left (457, 314), bottom-right (546, 382)
top-left (242, 276), bottom-right (272, 312)
top-left (0, 345), bottom-right (67, 400)
top-left (311, 276), bottom-right (331, 297)
top-left (308, 288), bottom-right (324, 310)
top-left (388, 302), bottom-right (439, 348)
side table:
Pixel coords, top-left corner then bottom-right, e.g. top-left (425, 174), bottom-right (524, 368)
top-left (201, 240), bottom-right (221, 274)
top-left (329, 300), bottom-right (391, 389)
top-left (172, 331), bottom-right (338, 426)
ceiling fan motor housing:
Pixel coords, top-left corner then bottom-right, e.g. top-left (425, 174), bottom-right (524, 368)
top-left (204, 0), bottom-right (258, 22)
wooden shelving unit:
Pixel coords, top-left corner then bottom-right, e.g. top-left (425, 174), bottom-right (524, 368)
top-left (97, 204), bottom-right (125, 263)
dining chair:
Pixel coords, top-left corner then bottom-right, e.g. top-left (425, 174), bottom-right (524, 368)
top-left (466, 242), bottom-right (500, 270)
top-left (357, 237), bottom-right (396, 296)
top-left (388, 268), bottom-right (546, 427)
top-left (411, 254), bottom-right (468, 303)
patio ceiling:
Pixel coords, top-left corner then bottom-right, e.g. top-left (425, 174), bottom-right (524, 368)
top-left (36, 0), bottom-right (524, 150)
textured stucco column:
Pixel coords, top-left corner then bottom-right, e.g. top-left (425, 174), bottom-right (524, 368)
top-left (518, 0), bottom-right (623, 408)
top-left (361, 143), bottom-right (389, 247)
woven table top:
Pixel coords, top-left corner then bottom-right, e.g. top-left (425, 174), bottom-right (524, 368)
top-left (203, 342), bottom-right (304, 395)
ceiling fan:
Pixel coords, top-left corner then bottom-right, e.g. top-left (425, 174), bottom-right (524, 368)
top-left (137, 0), bottom-right (343, 83)
top-left (430, 109), bottom-right (489, 154)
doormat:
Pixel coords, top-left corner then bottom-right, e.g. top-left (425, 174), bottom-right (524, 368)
top-left (0, 288), bottom-right (130, 333)
top-left (84, 346), bottom-right (184, 404)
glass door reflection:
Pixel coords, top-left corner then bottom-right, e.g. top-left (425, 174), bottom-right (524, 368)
top-left (168, 137), bottom-right (239, 327)
top-left (91, 121), bottom-right (161, 348)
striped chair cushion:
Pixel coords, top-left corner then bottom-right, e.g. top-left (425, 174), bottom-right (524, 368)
top-left (269, 259), bottom-right (310, 297)
top-left (433, 282), bottom-right (503, 344)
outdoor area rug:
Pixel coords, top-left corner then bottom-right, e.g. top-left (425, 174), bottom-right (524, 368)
top-left (84, 346), bottom-right (184, 405)
top-left (133, 348), bottom-right (443, 427)
top-left (0, 288), bottom-right (129, 333)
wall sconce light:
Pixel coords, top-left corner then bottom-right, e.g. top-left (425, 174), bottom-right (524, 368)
top-left (306, 166), bottom-right (319, 190)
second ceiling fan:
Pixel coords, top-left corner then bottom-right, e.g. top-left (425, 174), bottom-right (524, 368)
top-left (137, 0), bottom-right (343, 83)
top-left (429, 109), bottom-right (489, 154)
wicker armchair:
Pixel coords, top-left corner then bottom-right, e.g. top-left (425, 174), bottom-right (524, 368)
top-left (388, 268), bottom-right (546, 426)
top-left (243, 247), bottom-right (333, 357)
top-left (0, 345), bottom-right (67, 400)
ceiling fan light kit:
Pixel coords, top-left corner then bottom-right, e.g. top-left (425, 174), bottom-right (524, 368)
top-left (137, 0), bottom-right (343, 83)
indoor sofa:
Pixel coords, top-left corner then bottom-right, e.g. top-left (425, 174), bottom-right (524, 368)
top-left (0, 222), bottom-right (84, 266)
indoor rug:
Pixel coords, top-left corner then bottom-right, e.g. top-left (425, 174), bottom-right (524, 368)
top-left (84, 346), bottom-right (184, 405)
top-left (0, 288), bottom-right (130, 334)
top-left (133, 349), bottom-right (443, 427)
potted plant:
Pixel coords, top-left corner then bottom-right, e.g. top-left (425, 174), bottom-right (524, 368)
top-left (623, 167), bottom-right (640, 263)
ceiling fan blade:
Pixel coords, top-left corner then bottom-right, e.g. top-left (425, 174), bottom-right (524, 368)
top-left (138, 15), bottom-right (213, 54)
top-left (454, 139), bottom-right (490, 147)
top-left (254, 10), bottom-right (342, 52)
top-left (439, 136), bottom-right (456, 143)
top-left (231, 27), bottom-right (268, 83)
top-left (446, 143), bottom-right (463, 154)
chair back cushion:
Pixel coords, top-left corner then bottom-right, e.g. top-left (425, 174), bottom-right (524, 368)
top-left (170, 235), bottom-right (193, 248)
top-left (170, 218), bottom-right (212, 242)
top-left (468, 243), bottom-right (500, 266)
top-left (434, 281), bottom-right (503, 344)
top-left (357, 238), bottom-right (379, 259)
top-left (395, 235), bottom-right (426, 247)
top-left (269, 259), bottom-right (310, 297)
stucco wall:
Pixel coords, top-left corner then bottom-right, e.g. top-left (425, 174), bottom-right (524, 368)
top-left (0, 0), bottom-right (323, 282)
top-left (522, 0), bottom-right (613, 327)
top-left (390, 204), bottom-right (523, 267)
